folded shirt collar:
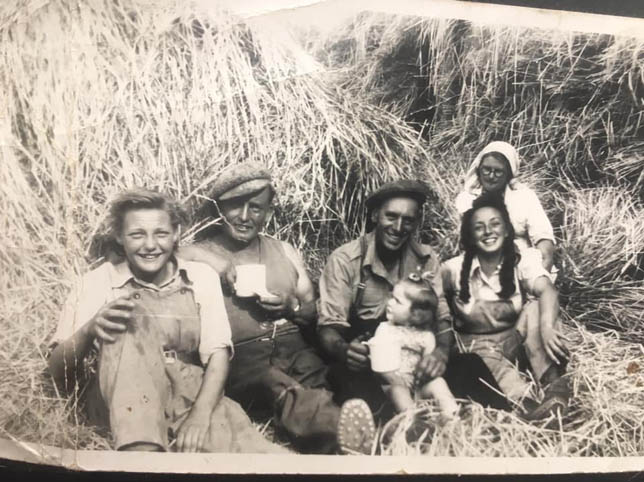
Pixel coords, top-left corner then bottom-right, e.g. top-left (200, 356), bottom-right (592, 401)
top-left (109, 256), bottom-right (193, 290)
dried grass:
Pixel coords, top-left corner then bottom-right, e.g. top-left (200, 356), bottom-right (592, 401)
top-left (555, 188), bottom-right (644, 341)
top-left (1, 2), bottom-right (643, 457)
top-left (381, 322), bottom-right (644, 457)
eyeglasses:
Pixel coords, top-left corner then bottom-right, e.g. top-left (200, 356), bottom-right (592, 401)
top-left (479, 166), bottom-right (507, 178)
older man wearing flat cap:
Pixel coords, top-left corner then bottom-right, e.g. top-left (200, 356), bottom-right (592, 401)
top-left (318, 180), bottom-right (510, 415)
top-left (180, 162), bottom-right (376, 454)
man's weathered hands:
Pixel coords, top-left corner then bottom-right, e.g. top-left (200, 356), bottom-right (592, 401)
top-left (221, 262), bottom-right (237, 292)
top-left (88, 296), bottom-right (135, 343)
top-left (415, 347), bottom-right (448, 383)
top-left (257, 291), bottom-right (297, 319)
top-left (345, 338), bottom-right (370, 372)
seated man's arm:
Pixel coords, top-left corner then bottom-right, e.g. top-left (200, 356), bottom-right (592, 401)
top-left (317, 250), bottom-right (370, 371)
top-left (318, 326), bottom-right (349, 363)
top-left (178, 244), bottom-right (235, 287)
top-left (318, 326), bottom-right (370, 371)
top-left (257, 241), bottom-right (317, 326)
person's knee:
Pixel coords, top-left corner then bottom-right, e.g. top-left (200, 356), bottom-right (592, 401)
top-left (118, 441), bottom-right (164, 452)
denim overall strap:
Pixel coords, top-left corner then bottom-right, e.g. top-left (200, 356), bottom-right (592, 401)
top-left (97, 286), bottom-right (201, 449)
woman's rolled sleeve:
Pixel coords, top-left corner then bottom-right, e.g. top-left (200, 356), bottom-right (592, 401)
top-left (191, 263), bottom-right (233, 365)
top-left (518, 248), bottom-right (551, 295)
top-left (522, 189), bottom-right (555, 246)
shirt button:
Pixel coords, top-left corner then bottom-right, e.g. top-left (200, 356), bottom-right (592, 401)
top-left (132, 292), bottom-right (141, 300)
top-left (180, 288), bottom-right (188, 294)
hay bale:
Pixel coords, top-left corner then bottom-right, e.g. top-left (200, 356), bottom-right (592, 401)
top-left (381, 323), bottom-right (644, 456)
top-left (1, 3), bottom-right (643, 457)
top-left (0, 0), bottom-right (431, 448)
top-left (555, 188), bottom-right (644, 341)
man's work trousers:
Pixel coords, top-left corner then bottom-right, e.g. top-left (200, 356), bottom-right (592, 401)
top-left (227, 331), bottom-right (340, 454)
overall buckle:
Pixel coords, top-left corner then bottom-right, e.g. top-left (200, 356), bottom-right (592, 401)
top-left (163, 349), bottom-right (178, 364)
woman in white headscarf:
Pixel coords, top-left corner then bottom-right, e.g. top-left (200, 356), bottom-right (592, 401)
top-left (455, 141), bottom-right (556, 273)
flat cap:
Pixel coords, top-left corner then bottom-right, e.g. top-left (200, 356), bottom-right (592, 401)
top-left (210, 162), bottom-right (272, 201)
top-left (365, 179), bottom-right (429, 210)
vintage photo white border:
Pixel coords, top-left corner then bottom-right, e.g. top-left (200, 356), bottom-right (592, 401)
top-left (1, 0), bottom-right (643, 475)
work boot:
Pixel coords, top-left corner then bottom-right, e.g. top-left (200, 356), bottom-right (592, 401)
top-left (337, 399), bottom-right (376, 455)
top-left (539, 363), bottom-right (567, 386)
top-left (521, 374), bottom-right (571, 422)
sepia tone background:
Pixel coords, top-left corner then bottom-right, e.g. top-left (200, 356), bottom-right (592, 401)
top-left (0, 0), bottom-right (643, 459)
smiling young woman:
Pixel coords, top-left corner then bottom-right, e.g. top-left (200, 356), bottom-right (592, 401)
top-left (442, 192), bottom-right (571, 420)
top-left (116, 208), bottom-right (179, 285)
top-left (455, 141), bottom-right (557, 274)
top-left (47, 188), bottom-right (285, 454)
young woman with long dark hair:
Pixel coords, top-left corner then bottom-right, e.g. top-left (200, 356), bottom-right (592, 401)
top-left (442, 192), bottom-right (570, 418)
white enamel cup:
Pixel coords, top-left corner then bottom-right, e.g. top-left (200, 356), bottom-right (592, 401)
top-left (234, 264), bottom-right (267, 297)
top-left (364, 337), bottom-right (401, 373)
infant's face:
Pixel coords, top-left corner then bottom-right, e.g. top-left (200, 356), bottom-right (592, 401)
top-left (386, 285), bottom-right (413, 326)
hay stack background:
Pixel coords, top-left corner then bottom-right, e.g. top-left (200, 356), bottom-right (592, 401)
top-left (0, 0), bottom-right (642, 455)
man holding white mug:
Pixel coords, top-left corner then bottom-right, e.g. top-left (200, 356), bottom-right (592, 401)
top-left (318, 180), bottom-right (510, 416)
top-left (180, 162), bottom-right (374, 454)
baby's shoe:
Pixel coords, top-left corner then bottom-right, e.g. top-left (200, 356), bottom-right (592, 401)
top-left (337, 399), bottom-right (376, 455)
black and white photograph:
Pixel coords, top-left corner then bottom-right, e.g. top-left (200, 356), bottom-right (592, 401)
top-left (1, 0), bottom-right (643, 475)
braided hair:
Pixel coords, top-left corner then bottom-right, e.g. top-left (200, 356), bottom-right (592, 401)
top-left (458, 192), bottom-right (518, 303)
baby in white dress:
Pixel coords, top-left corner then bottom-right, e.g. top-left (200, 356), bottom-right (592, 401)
top-left (373, 274), bottom-right (458, 418)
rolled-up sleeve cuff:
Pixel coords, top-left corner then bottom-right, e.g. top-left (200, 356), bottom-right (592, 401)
top-left (317, 320), bottom-right (351, 331)
top-left (200, 344), bottom-right (233, 366)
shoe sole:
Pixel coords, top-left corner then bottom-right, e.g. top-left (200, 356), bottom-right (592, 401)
top-left (337, 399), bottom-right (376, 455)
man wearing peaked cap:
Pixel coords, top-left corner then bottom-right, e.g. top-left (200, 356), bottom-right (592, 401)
top-left (179, 162), bottom-right (375, 454)
top-left (209, 162), bottom-right (273, 202)
top-left (365, 179), bottom-right (430, 210)
top-left (318, 179), bottom-right (509, 416)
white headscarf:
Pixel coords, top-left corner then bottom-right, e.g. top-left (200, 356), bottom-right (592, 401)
top-left (463, 141), bottom-right (524, 194)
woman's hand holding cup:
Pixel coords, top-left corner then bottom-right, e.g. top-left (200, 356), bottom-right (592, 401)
top-left (88, 295), bottom-right (135, 343)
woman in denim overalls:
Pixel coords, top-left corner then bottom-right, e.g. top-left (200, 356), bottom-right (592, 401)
top-left (49, 188), bottom-right (286, 453)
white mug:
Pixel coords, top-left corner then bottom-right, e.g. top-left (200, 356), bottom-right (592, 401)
top-left (364, 337), bottom-right (400, 373)
top-left (234, 264), bottom-right (267, 297)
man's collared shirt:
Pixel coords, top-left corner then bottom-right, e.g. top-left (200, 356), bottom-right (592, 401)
top-left (441, 247), bottom-right (549, 333)
top-left (318, 231), bottom-right (451, 331)
top-left (52, 257), bottom-right (232, 365)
